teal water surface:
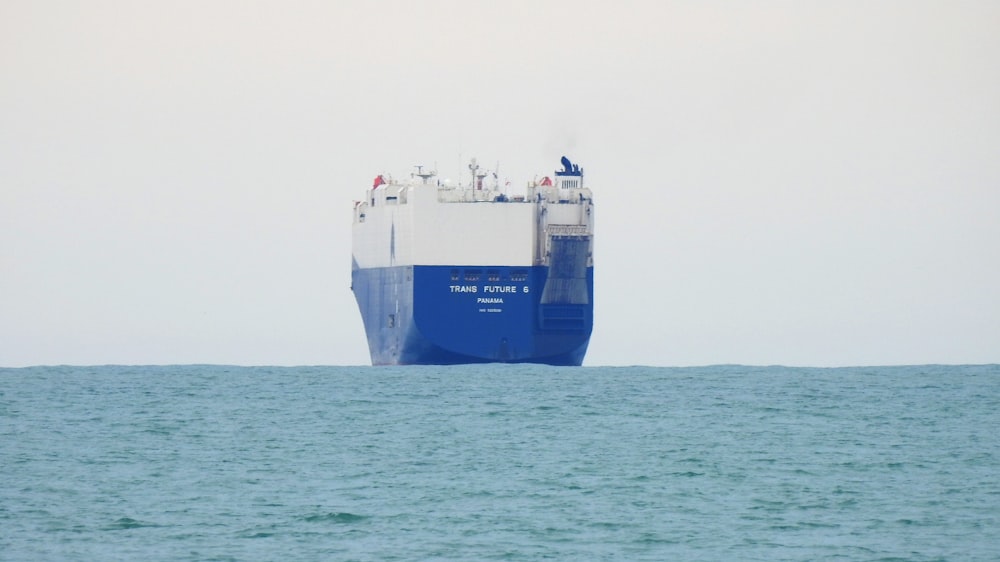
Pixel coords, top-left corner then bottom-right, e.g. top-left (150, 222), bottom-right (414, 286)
top-left (2, 365), bottom-right (998, 560)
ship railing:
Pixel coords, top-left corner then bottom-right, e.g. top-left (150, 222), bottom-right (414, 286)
top-left (546, 224), bottom-right (590, 236)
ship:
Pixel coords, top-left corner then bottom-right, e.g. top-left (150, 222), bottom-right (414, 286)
top-left (351, 156), bottom-right (594, 365)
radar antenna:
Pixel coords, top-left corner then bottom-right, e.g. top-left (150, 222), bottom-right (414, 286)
top-left (412, 165), bottom-right (437, 184)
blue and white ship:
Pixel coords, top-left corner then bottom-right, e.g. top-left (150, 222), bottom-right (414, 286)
top-left (351, 156), bottom-right (594, 365)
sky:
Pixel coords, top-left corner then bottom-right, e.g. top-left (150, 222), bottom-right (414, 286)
top-left (2, 1), bottom-right (998, 367)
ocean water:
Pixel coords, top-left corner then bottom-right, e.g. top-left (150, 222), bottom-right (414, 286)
top-left (1, 365), bottom-right (998, 561)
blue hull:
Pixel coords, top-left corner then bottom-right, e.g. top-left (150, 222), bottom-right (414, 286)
top-left (351, 265), bottom-right (593, 365)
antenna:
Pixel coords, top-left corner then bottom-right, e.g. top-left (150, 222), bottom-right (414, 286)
top-left (412, 164), bottom-right (436, 184)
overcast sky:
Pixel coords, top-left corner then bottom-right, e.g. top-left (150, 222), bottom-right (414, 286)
top-left (2, 1), bottom-right (998, 367)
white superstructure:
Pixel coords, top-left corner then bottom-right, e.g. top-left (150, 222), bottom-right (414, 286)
top-left (352, 159), bottom-right (594, 270)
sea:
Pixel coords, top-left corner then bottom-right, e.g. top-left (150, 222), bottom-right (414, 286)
top-left (1, 364), bottom-right (998, 561)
